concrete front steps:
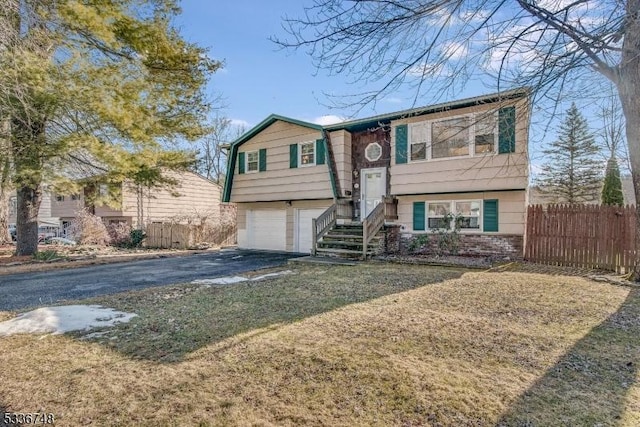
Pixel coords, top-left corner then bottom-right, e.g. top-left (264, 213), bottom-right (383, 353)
top-left (315, 222), bottom-right (382, 259)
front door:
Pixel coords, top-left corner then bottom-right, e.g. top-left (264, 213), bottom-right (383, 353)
top-left (360, 167), bottom-right (386, 219)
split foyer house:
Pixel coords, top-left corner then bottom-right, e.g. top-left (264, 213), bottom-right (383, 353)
top-left (223, 89), bottom-right (530, 258)
top-left (52, 170), bottom-right (222, 230)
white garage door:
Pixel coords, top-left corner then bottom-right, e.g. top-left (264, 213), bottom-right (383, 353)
top-left (247, 210), bottom-right (286, 251)
top-left (295, 208), bottom-right (327, 254)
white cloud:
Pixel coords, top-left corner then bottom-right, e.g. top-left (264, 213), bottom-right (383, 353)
top-left (230, 119), bottom-right (250, 128)
top-left (312, 115), bottom-right (346, 126)
top-left (443, 41), bottom-right (469, 60)
top-left (408, 62), bottom-right (444, 77)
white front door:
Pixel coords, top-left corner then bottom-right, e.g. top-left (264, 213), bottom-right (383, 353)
top-left (360, 167), bottom-right (386, 219)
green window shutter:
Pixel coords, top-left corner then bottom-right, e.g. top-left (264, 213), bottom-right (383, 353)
top-left (316, 138), bottom-right (326, 165)
top-left (289, 144), bottom-right (298, 168)
top-left (259, 148), bottom-right (267, 172)
top-left (413, 201), bottom-right (425, 231)
top-left (395, 124), bottom-right (408, 164)
top-left (238, 152), bottom-right (245, 174)
top-left (498, 107), bottom-right (516, 153)
top-left (483, 199), bottom-right (499, 232)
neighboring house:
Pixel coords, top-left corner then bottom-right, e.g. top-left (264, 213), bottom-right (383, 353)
top-left (51, 170), bottom-right (222, 229)
top-left (9, 189), bottom-right (60, 228)
top-left (223, 89), bottom-right (530, 258)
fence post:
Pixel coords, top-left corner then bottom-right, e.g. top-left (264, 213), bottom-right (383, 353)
top-left (311, 218), bottom-right (317, 256)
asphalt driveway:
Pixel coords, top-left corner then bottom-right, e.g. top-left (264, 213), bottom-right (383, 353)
top-left (0, 249), bottom-right (302, 311)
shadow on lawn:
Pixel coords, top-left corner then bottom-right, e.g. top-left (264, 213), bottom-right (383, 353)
top-left (497, 288), bottom-right (640, 426)
top-left (87, 265), bottom-right (465, 363)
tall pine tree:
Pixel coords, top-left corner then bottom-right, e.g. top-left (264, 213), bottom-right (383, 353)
top-left (0, 0), bottom-right (220, 255)
top-left (537, 103), bottom-right (602, 204)
top-left (602, 158), bottom-right (624, 206)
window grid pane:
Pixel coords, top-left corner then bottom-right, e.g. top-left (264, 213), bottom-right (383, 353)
top-left (301, 142), bottom-right (315, 165)
top-left (432, 117), bottom-right (470, 159)
top-left (455, 201), bottom-right (481, 229)
top-left (247, 151), bottom-right (259, 171)
top-left (427, 202), bottom-right (451, 230)
top-left (475, 114), bottom-right (495, 154)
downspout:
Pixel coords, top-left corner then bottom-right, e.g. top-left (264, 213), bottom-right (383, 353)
top-left (321, 129), bottom-right (340, 201)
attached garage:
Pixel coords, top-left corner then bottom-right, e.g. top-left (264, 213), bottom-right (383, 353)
top-left (246, 210), bottom-right (286, 251)
top-left (294, 208), bottom-right (327, 254)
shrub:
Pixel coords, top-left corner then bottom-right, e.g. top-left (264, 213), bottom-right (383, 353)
top-left (107, 222), bottom-right (132, 247)
top-left (66, 209), bottom-right (110, 245)
top-left (129, 229), bottom-right (146, 248)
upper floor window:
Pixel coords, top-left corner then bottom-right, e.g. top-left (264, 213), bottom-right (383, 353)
top-left (300, 141), bottom-right (315, 166)
top-left (71, 193), bottom-right (80, 201)
top-left (55, 195), bottom-right (65, 202)
top-left (408, 112), bottom-right (497, 162)
top-left (246, 151), bottom-right (259, 173)
top-left (474, 113), bottom-right (497, 154)
top-left (432, 117), bottom-right (470, 159)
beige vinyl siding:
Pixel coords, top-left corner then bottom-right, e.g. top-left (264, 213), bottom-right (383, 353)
top-left (230, 121), bottom-right (332, 202)
top-left (329, 129), bottom-right (352, 197)
top-left (120, 171), bottom-right (221, 227)
top-left (51, 195), bottom-right (85, 218)
top-left (236, 199), bottom-right (332, 252)
top-left (390, 100), bottom-right (529, 195)
top-left (396, 190), bottom-right (526, 235)
top-left (11, 191), bottom-right (59, 226)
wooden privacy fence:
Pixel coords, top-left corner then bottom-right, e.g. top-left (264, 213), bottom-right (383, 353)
top-left (525, 204), bottom-right (637, 273)
top-left (145, 223), bottom-right (193, 249)
top-left (145, 205), bottom-right (238, 249)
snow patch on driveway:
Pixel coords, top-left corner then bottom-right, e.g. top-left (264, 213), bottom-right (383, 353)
top-left (0, 305), bottom-right (137, 336)
top-left (191, 270), bottom-right (293, 285)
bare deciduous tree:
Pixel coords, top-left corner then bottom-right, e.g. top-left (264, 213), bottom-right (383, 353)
top-left (195, 115), bottom-right (246, 183)
top-left (274, 0), bottom-right (640, 279)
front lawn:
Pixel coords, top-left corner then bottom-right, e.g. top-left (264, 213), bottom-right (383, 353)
top-left (0, 264), bottom-right (638, 426)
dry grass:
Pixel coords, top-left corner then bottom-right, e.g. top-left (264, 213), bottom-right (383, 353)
top-left (0, 264), bottom-right (639, 426)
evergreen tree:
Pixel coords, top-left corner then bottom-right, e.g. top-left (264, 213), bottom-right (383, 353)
top-left (0, 0), bottom-right (220, 255)
top-left (602, 158), bottom-right (624, 206)
top-left (537, 103), bottom-right (602, 204)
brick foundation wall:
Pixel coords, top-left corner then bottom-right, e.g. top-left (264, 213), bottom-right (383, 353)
top-left (382, 224), bottom-right (402, 254)
top-left (394, 233), bottom-right (523, 260)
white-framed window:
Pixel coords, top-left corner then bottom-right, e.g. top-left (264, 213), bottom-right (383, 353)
top-left (71, 193), bottom-right (80, 201)
top-left (365, 142), bottom-right (382, 161)
top-left (454, 200), bottom-right (481, 230)
top-left (410, 122), bottom-right (428, 161)
top-left (246, 150), bottom-right (259, 173)
top-left (427, 202), bottom-right (451, 229)
top-left (56, 195), bottom-right (65, 202)
top-left (299, 141), bottom-right (315, 166)
top-left (432, 117), bottom-right (471, 159)
top-left (426, 200), bottom-right (482, 230)
top-left (408, 112), bottom-right (498, 162)
top-left (474, 112), bottom-right (497, 155)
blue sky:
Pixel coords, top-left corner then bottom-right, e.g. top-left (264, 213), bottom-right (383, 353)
top-left (175, 1), bottom-right (621, 176)
top-left (176, 1), bottom-right (488, 129)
